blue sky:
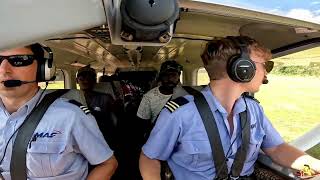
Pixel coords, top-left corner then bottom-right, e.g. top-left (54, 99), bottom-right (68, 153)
top-left (194, 0), bottom-right (320, 23)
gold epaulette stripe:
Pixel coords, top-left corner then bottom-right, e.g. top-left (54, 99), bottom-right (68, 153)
top-left (79, 106), bottom-right (90, 114)
top-left (81, 107), bottom-right (89, 111)
top-left (167, 103), bottom-right (178, 110)
top-left (169, 101), bottom-right (179, 108)
top-left (165, 101), bottom-right (181, 113)
top-left (164, 104), bottom-right (175, 112)
top-left (84, 110), bottom-right (91, 114)
top-left (167, 101), bottom-right (179, 110)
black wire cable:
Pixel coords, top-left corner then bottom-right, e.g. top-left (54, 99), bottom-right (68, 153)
top-left (0, 83), bottom-right (49, 166)
top-left (215, 95), bottom-right (249, 178)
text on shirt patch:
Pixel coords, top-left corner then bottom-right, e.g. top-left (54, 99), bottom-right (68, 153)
top-left (29, 130), bottom-right (62, 148)
top-left (34, 130), bottom-right (62, 138)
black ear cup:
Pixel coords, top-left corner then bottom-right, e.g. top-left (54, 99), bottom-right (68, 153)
top-left (226, 37), bottom-right (256, 83)
top-left (36, 45), bottom-right (56, 82)
top-left (227, 56), bottom-right (256, 82)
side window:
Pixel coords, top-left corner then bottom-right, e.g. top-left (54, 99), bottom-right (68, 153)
top-left (256, 47), bottom-right (320, 143)
top-left (39, 69), bottom-right (64, 89)
top-left (197, 67), bottom-right (209, 85)
top-left (306, 143), bottom-right (320, 159)
top-left (180, 71), bottom-right (183, 84)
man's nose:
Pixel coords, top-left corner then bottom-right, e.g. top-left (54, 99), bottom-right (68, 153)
top-left (168, 75), bottom-right (178, 81)
top-left (0, 59), bottom-right (12, 72)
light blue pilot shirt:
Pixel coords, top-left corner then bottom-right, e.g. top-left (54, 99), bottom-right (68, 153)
top-left (0, 89), bottom-right (113, 180)
top-left (142, 86), bottom-right (284, 180)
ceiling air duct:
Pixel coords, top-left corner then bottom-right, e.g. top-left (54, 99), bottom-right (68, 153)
top-left (105, 0), bottom-right (179, 46)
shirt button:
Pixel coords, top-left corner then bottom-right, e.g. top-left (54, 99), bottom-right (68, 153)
top-left (195, 148), bottom-right (199, 152)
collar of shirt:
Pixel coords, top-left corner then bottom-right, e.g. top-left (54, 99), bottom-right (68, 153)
top-left (25, 89), bottom-right (46, 114)
top-left (156, 86), bottom-right (173, 98)
top-left (201, 86), bottom-right (246, 115)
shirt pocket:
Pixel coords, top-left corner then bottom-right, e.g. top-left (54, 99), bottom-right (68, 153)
top-left (180, 141), bottom-right (212, 171)
top-left (247, 130), bottom-right (265, 162)
top-left (26, 141), bottom-right (66, 177)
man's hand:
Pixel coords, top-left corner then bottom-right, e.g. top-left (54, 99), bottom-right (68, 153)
top-left (87, 155), bottom-right (118, 180)
top-left (263, 143), bottom-right (320, 174)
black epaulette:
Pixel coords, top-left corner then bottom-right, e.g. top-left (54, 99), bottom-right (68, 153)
top-left (68, 100), bottom-right (91, 114)
top-left (164, 97), bottom-right (189, 113)
top-left (243, 92), bottom-right (260, 104)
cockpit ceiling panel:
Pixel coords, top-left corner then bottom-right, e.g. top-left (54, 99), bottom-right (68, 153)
top-left (240, 23), bottom-right (320, 50)
top-left (175, 12), bottom-right (246, 37)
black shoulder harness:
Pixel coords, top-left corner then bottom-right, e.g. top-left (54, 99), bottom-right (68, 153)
top-left (68, 100), bottom-right (91, 114)
top-left (242, 92), bottom-right (260, 103)
top-left (164, 97), bottom-right (189, 113)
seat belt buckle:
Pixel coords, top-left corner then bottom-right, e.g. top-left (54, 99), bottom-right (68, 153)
top-left (229, 175), bottom-right (240, 180)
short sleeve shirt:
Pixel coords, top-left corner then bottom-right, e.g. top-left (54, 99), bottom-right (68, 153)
top-left (0, 89), bottom-right (113, 180)
top-left (137, 87), bottom-right (172, 123)
top-left (142, 86), bottom-right (284, 180)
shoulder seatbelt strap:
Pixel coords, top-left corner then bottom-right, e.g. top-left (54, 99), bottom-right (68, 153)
top-left (183, 86), bottom-right (250, 179)
top-left (10, 89), bottom-right (69, 180)
top-left (230, 111), bottom-right (250, 178)
top-left (183, 86), bottom-right (229, 179)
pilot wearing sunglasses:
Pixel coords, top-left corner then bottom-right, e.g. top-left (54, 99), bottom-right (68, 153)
top-left (0, 44), bottom-right (118, 180)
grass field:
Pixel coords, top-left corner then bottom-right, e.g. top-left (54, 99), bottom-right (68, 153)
top-left (39, 81), bottom-right (65, 89)
top-left (198, 73), bottom-right (320, 143)
top-left (255, 75), bottom-right (320, 142)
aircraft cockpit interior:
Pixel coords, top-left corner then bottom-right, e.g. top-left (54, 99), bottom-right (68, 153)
top-left (1, 0), bottom-right (320, 179)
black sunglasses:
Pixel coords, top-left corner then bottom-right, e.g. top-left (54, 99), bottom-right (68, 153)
top-left (254, 61), bottom-right (274, 73)
top-left (0, 55), bottom-right (35, 67)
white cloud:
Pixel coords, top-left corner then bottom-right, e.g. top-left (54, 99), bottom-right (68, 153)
top-left (311, 1), bottom-right (320, 5)
top-left (193, 1), bottom-right (320, 24)
top-left (286, 9), bottom-right (320, 23)
top-left (314, 9), bottom-right (320, 15)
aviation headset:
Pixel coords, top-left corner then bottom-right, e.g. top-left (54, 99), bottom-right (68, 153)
top-left (31, 43), bottom-right (56, 82)
top-left (226, 36), bottom-right (256, 83)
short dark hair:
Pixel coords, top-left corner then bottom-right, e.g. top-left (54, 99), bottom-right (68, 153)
top-left (26, 43), bottom-right (44, 61)
top-left (77, 66), bottom-right (97, 81)
top-left (159, 60), bottom-right (183, 74)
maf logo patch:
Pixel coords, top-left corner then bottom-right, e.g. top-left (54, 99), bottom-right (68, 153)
top-left (34, 130), bottom-right (62, 138)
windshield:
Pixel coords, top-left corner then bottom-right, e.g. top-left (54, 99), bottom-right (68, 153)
top-left (194, 0), bottom-right (320, 24)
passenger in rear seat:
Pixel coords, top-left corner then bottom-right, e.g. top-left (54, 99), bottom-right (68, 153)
top-left (77, 66), bottom-right (118, 148)
top-left (77, 66), bottom-right (115, 113)
top-left (136, 60), bottom-right (183, 124)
